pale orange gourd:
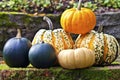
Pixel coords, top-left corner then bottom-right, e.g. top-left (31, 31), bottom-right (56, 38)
top-left (58, 48), bottom-right (95, 69)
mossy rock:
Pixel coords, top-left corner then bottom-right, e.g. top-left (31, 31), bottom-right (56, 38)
top-left (0, 62), bottom-right (120, 80)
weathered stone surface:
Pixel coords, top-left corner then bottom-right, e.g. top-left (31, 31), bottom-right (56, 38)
top-left (0, 12), bottom-right (120, 55)
top-left (0, 12), bottom-right (61, 55)
top-left (96, 12), bottom-right (120, 26)
top-left (95, 11), bottom-right (120, 44)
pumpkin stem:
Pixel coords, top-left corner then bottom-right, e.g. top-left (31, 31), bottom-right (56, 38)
top-left (16, 29), bottom-right (22, 38)
top-left (77, 0), bottom-right (82, 10)
top-left (97, 26), bottom-right (103, 33)
top-left (43, 16), bottom-right (53, 30)
top-left (97, 17), bottom-right (110, 33)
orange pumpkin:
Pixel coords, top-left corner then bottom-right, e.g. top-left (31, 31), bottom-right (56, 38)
top-left (60, 0), bottom-right (96, 34)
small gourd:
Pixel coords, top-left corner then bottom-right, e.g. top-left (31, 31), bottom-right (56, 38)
top-left (3, 29), bottom-right (31, 67)
top-left (29, 42), bottom-right (57, 68)
top-left (58, 48), bottom-right (95, 69)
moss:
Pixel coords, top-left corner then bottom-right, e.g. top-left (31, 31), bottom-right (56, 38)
top-left (0, 64), bottom-right (120, 80)
top-left (112, 61), bottom-right (120, 64)
top-left (0, 13), bottom-right (18, 28)
top-left (0, 11), bottom-right (61, 31)
top-left (21, 15), bottom-right (33, 28)
top-left (0, 12), bottom-right (46, 28)
top-left (110, 69), bottom-right (120, 80)
top-left (0, 12), bottom-right (26, 15)
top-left (80, 68), bottom-right (108, 80)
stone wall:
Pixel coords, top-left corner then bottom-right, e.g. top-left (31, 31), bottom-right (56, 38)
top-left (0, 12), bottom-right (120, 55)
top-left (0, 12), bottom-right (61, 55)
top-left (95, 12), bottom-right (120, 44)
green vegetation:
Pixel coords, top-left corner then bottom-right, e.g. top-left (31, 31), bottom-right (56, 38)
top-left (0, 64), bottom-right (33, 70)
top-left (95, 0), bottom-right (120, 8)
top-left (83, 1), bottom-right (98, 11)
top-left (0, 0), bottom-right (120, 14)
top-left (0, 0), bottom-right (74, 14)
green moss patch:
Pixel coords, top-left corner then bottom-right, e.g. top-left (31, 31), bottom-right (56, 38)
top-left (0, 63), bottom-right (120, 80)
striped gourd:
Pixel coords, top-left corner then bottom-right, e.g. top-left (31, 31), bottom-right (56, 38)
top-left (75, 30), bottom-right (120, 65)
top-left (32, 16), bottom-right (74, 55)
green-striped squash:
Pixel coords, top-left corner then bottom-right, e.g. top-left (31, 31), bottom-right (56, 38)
top-left (32, 16), bottom-right (74, 55)
top-left (75, 30), bottom-right (120, 65)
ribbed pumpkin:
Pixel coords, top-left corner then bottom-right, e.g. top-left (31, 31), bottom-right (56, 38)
top-left (75, 26), bottom-right (120, 65)
top-left (60, 0), bottom-right (96, 34)
top-left (58, 48), bottom-right (95, 69)
top-left (32, 16), bottom-right (74, 55)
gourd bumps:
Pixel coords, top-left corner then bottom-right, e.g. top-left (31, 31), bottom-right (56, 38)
top-left (75, 30), bottom-right (120, 65)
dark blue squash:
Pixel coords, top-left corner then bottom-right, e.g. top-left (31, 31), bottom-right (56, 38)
top-left (3, 29), bottom-right (31, 67)
top-left (29, 42), bottom-right (57, 68)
